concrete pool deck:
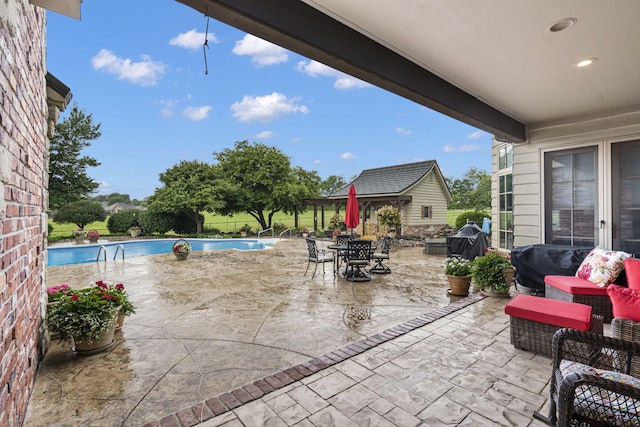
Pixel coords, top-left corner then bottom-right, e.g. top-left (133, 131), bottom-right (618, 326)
top-left (24, 238), bottom-right (553, 426)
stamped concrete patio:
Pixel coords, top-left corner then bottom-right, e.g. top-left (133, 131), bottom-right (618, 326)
top-left (24, 238), bottom-right (554, 426)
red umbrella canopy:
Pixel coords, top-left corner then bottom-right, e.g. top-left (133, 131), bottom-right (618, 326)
top-left (345, 185), bottom-right (360, 230)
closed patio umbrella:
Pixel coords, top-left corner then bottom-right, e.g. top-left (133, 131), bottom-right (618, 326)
top-left (345, 184), bottom-right (360, 234)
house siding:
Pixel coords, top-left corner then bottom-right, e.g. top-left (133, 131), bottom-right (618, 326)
top-left (495, 110), bottom-right (640, 249)
top-left (0, 2), bottom-right (48, 426)
top-left (401, 171), bottom-right (449, 236)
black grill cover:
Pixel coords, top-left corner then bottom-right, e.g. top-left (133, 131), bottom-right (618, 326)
top-left (446, 222), bottom-right (489, 260)
top-left (510, 244), bottom-right (593, 291)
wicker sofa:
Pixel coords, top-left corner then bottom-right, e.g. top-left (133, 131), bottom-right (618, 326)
top-left (534, 328), bottom-right (640, 427)
top-left (545, 275), bottom-right (615, 323)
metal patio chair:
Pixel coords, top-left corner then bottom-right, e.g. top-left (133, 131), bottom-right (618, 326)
top-left (304, 239), bottom-right (335, 278)
top-left (345, 239), bottom-right (372, 282)
top-left (370, 236), bottom-right (392, 274)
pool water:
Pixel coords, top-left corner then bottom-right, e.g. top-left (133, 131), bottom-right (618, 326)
top-left (47, 238), bottom-right (276, 267)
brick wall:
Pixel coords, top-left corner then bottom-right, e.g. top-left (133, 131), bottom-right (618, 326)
top-left (0, 1), bottom-right (48, 426)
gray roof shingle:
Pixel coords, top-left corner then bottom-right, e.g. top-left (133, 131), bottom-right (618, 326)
top-left (329, 160), bottom-right (436, 197)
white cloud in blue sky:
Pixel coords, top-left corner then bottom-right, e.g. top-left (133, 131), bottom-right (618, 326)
top-left (340, 152), bottom-right (358, 160)
top-left (442, 144), bottom-right (482, 153)
top-left (91, 49), bottom-right (165, 86)
top-left (169, 28), bottom-right (219, 51)
top-left (182, 105), bottom-right (212, 121)
top-left (296, 60), bottom-right (370, 89)
top-left (231, 92), bottom-right (309, 123)
top-left (467, 130), bottom-right (484, 139)
top-left (255, 131), bottom-right (274, 139)
top-left (396, 127), bottom-right (412, 135)
top-left (232, 34), bottom-right (289, 67)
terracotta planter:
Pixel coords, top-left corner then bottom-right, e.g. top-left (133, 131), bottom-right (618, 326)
top-left (115, 311), bottom-right (125, 331)
top-left (447, 275), bottom-right (472, 296)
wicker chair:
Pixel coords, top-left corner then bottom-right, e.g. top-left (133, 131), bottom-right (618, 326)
top-left (304, 239), bottom-right (335, 278)
top-left (533, 328), bottom-right (640, 427)
top-left (370, 236), bottom-right (392, 274)
top-left (612, 318), bottom-right (640, 377)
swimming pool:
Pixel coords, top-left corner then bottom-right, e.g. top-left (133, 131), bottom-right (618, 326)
top-left (47, 238), bottom-right (277, 267)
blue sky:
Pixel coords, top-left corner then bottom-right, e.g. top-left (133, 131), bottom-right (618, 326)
top-left (46, 0), bottom-right (492, 201)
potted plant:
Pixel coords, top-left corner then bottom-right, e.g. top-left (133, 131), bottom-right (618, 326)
top-left (239, 224), bottom-right (251, 237)
top-left (376, 205), bottom-right (401, 237)
top-left (73, 228), bottom-right (86, 244)
top-left (86, 229), bottom-right (100, 243)
top-left (46, 281), bottom-right (133, 354)
top-left (94, 280), bottom-right (135, 330)
top-left (300, 227), bottom-right (309, 238)
top-left (472, 251), bottom-right (515, 297)
top-left (128, 225), bottom-right (142, 237)
top-left (443, 257), bottom-right (474, 296)
top-left (172, 239), bottom-right (192, 260)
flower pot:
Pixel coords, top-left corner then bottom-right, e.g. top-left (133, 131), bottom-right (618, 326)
top-left (73, 324), bottom-right (117, 354)
top-left (174, 253), bottom-right (189, 261)
top-left (481, 287), bottom-right (510, 298)
top-left (447, 275), bottom-right (472, 296)
top-left (503, 268), bottom-right (516, 285)
top-left (302, 233), bottom-right (308, 238)
top-left (129, 230), bottom-right (140, 238)
top-left (115, 311), bottom-right (125, 331)
top-left (89, 237), bottom-right (98, 243)
top-left (75, 235), bottom-right (85, 245)
top-left (72, 307), bottom-right (120, 355)
top-left (240, 231), bottom-right (247, 237)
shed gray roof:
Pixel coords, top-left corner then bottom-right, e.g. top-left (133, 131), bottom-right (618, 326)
top-left (329, 160), bottom-right (436, 197)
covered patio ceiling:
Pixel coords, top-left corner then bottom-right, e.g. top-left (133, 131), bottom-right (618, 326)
top-left (177, 0), bottom-right (640, 144)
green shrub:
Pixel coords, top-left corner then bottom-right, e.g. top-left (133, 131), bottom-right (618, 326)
top-left (138, 210), bottom-right (174, 235)
top-left (107, 210), bottom-right (140, 234)
top-left (472, 252), bottom-right (512, 291)
top-left (454, 211), bottom-right (490, 230)
top-left (173, 211), bottom-right (202, 235)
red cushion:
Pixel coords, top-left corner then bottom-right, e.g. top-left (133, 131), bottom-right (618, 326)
top-left (544, 275), bottom-right (609, 296)
top-left (607, 284), bottom-right (640, 322)
top-left (504, 294), bottom-right (592, 330)
top-left (625, 258), bottom-right (640, 291)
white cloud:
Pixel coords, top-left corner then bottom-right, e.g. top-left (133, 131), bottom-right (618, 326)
top-left (231, 92), bottom-right (309, 123)
top-left (313, 159), bottom-right (321, 165)
top-left (232, 34), bottom-right (288, 67)
top-left (340, 152), bottom-right (358, 160)
top-left (255, 130), bottom-right (274, 139)
top-left (396, 127), bottom-right (412, 135)
top-left (182, 106), bottom-right (212, 121)
top-left (169, 28), bottom-right (219, 51)
top-left (158, 99), bottom-right (179, 117)
top-left (467, 130), bottom-right (484, 140)
top-left (296, 60), bottom-right (370, 89)
top-left (91, 49), bottom-right (166, 86)
top-left (443, 144), bottom-right (482, 153)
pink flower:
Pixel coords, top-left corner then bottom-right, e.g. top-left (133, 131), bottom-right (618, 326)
top-left (115, 283), bottom-right (125, 291)
top-left (70, 295), bottom-right (79, 301)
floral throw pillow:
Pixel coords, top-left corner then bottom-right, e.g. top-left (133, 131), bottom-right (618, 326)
top-left (575, 247), bottom-right (630, 287)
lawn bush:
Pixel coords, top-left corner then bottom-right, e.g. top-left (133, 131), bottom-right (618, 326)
top-left (138, 210), bottom-right (174, 234)
top-left (107, 210), bottom-right (140, 234)
top-left (454, 211), bottom-right (490, 230)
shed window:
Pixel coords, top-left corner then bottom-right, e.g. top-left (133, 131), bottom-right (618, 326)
top-left (422, 206), bottom-right (432, 218)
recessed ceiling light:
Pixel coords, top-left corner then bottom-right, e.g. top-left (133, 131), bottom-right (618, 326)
top-left (575, 57), bottom-right (598, 68)
top-left (547, 18), bottom-right (577, 33)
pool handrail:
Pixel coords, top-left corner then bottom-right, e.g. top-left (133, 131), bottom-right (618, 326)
top-left (278, 228), bottom-right (291, 238)
top-left (113, 244), bottom-right (125, 261)
top-left (257, 228), bottom-right (274, 238)
top-left (96, 246), bottom-right (107, 262)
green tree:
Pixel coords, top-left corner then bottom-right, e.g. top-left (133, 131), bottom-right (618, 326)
top-left (320, 175), bottom-right (347, 196)
top-left (214, 141), bottom-right (321, 230)
top-left (52, 200), bottom-right (106, 229)
top-left (146, 160), bottom-right (225, 234)
top-left (48, 103), bottom-right (101, 210)
top-left (446, 167), bottom-right (491, 210)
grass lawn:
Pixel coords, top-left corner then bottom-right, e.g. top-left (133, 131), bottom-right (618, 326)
top-left (50, 209), bottom-right (459, 238)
